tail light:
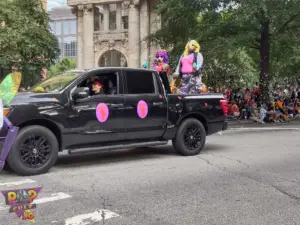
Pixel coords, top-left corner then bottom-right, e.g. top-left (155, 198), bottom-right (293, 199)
top-left (220, 99), bottom-right (228, 116)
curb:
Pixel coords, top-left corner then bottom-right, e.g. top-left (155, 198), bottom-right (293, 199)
top-left (228, 119), bottom-right (300, 128)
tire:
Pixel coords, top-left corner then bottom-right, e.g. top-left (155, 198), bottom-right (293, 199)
top-left (6, 125), bottom-right (59, 176)
top-left (3, 162), bottom-right (11, 171)
top-left (172, 118), bottom-right (206, 156)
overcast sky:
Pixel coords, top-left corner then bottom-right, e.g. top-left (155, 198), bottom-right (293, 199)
top-left (48, 0), bottom-right (67, 10)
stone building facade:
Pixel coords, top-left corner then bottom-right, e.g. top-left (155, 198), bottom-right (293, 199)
top-left (67, 0), bottom-right (161, 69)
top-left (41, 0), bottom-right (47, 11)
top-left (49, 6), bottom-right (77, 61)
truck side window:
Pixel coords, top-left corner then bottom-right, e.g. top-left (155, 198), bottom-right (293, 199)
top-left (125, 71), bottom-right (155, 94)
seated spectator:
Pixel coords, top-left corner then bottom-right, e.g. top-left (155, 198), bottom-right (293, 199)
top-left (250, 101), bottom-right (264, 123)
top-left (260, 103), bottom-right (269, 122)
top-left (294, 101), bottom-right (300, 117)
top-left (274, 97), bottom-right (290, 122)
top-left (231, 100), bottom-right (240, 118)
top-left (270, 102), bottom-right (289, 122)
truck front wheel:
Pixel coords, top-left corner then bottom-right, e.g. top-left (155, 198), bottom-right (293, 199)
top-left (172, 118), bottom-right (206, 156)
top-left (6, 125), bottom-right (59, 176)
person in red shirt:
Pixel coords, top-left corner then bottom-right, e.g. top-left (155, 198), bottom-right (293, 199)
top-left (225, 89), bottom-right (231, 100)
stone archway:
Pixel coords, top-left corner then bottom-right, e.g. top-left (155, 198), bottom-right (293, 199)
top-left (99, 50), bottom-right (127, 67)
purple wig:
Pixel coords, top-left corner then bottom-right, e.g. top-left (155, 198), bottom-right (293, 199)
top-left (153, 50), bottom-right (169, 67)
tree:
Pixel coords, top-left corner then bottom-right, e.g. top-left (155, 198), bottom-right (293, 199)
top-left (0, 0), bottom-right (60, 69)
top-left (150, 0), bottom-right (300, 103)
top-left (48, 57), bottom-right (77, 77)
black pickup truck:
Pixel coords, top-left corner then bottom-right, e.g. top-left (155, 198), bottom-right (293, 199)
top-left (1, 68), bottom-right (228, 176)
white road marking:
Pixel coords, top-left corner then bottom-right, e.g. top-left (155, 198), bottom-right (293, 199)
top-left (65, 210), bottom-right (119, 225)
top-left (0, 192), bottom-right (72, 211)
top-left (0, 179), bottom-right (36, 187)
top-left (33, 192), bottom-right (72, 204)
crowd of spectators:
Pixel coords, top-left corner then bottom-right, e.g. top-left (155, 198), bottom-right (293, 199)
top-left (220, 84), bottom-right (300, 123)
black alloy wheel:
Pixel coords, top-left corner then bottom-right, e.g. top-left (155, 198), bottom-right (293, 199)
top-left (183, 124), bottom-right (202, 151)
top-left (19, 135), bottom-right (52, 169)
top-left (7, 125), bottom-right (59, 176)
top-left (172, 118), bottom-right (206, 156)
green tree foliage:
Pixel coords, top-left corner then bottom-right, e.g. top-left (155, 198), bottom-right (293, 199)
top-left (48, 57), bottom-right (77, 77)
top-left (150, 0), bottom-right (300, 103)
top-left (0, 0), bottom-right (60, 68)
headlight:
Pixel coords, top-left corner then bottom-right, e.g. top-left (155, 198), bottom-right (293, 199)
top-left (3, 107), bottom-right (11, 116)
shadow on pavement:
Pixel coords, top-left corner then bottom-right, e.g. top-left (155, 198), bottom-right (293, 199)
top-left (55, 146), bottom-right (178, 168)
top-left (55, 143), bottom-right (229, 169)
top-left (202, 143), bottom-right (230, 152)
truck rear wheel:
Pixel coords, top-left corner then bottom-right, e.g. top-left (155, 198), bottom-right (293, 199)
top-left (6, 125), bottom-right (59, 176)
top-left (172, 118), bottom-right (206, 156)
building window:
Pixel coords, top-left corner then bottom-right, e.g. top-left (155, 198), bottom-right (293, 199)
top-left (70, 20), bottom-right (76, 34)
top-left (63, 21), bottom-right (69, 35)
top-left (64, 37), bottom-right (77, 58)
top-left (55, 22), bottom-right (61, 35)
top-left (109, 11), bottom-right (116, 30)
top-left (94, 9), bottom-right (100, 31)
top-left (122, 16), bottom-right (128, 29)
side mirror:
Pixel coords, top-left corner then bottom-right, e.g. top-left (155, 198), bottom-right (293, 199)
top-left (72, 87), bottom-right (89, 100)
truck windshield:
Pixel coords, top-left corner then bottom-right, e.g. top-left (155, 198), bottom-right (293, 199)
top-left (30, 71), bottom-right (81, 93)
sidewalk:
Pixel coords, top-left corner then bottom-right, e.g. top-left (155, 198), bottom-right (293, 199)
top-left (228, 117), bottom-right (300, 128)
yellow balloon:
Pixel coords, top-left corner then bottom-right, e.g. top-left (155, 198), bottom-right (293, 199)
top-left (34, 87), bottom-right (45, 93)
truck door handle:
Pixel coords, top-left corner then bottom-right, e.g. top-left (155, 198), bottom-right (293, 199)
top-left (111, 103), bottom-right (124, 108)
top-left (153, 102), bottom-right (163, 106)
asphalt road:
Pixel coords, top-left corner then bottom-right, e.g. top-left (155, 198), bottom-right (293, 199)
top-left (0, 127), bottom-right (300, 225)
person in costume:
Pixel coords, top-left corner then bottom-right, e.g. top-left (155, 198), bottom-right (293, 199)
top-left (0, 72), bottom-right (22, 171)
top-left (201, 83), bottom-right (208, 93)
top-left (174, 40), bottom-right (204, 94)
top-left (142, 62), bottom-right (149, 68)
top-left (153, 49), bottom-right (172, 83)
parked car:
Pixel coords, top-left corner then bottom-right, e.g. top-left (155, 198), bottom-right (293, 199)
top-left (0, 68), bottom-right (228, 176)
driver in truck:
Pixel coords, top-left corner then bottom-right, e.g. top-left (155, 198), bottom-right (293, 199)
top-left (91, 80), bottom-right (104, 95)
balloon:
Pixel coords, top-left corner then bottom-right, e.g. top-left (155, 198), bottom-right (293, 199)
top-left (0, 72), bottom-right (22, 105)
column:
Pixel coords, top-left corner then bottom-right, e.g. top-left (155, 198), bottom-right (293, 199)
top-left (149, 10), bottom-right (161, 64)
top-left (76, 5), bottom-right (84, 69)
top-left (83, 4), bottom-right (94, 68)
top-left (126, 0), bottom-right (140, 68)
top-left (103, 4), bottom-right (109, 31)
top-left (140, 0), bottom-right (149, 67)
top-left (116, 3), bottom-right (122, 31)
